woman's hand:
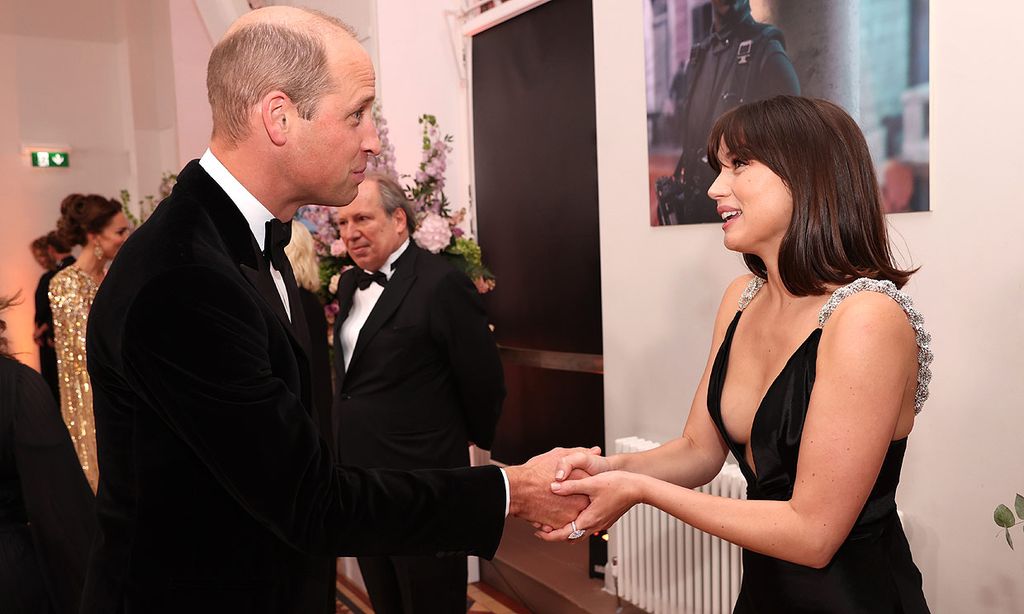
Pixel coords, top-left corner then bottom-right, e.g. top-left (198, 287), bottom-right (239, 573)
top-left (526, 446), bottom-right (601, 532)
top-left (535, 470), bottom-right (646, 542)
top-left (553, 449), bottom-right (610, 482)
top-left (530, 448), bottom-right (608, 532)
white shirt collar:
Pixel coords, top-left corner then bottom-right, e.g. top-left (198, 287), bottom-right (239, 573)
top-left (199, 148), bottom-right (277, 250)
top-left (370, 238), bottom-right (411, 281)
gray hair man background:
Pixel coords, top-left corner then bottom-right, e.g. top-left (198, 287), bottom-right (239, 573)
top-left (333, 173), bottom-right (506, 612)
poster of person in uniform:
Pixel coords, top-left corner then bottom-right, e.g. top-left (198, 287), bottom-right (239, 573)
top-left (645, 0), bottom-right (930, 226)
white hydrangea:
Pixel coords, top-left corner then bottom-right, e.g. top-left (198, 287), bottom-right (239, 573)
top-left (413, 213), bottom-right (452, 254)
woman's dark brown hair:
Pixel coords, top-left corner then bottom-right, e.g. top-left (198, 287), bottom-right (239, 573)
top-left (45, 230), bottom-right (71, 254)
top-left (56, 193), bottom-right (123, 247)
top-left (707, 95), bottom-right (916, 295)
top-left (30, 235), bottom-right (48, 256)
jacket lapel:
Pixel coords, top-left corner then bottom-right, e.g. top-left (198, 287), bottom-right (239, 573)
top-left (182, 160), bottom-right (312, 371)
top-left (278, 257), bottom-right (311, 358)
top-left (239, 261), bottom-right (293, 334)
top-left (333, 270), bottom-right (358, 389)
top-left (348, 247), bottom-right (419, 371)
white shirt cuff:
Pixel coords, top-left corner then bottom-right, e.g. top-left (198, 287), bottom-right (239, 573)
top-left (499, 467), bottom-right (510, 517)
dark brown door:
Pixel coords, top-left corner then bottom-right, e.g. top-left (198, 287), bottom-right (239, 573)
top-left (472, 0), bottom-right (603, 465)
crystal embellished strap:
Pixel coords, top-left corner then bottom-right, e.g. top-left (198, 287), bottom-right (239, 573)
top-left (818, 278), bottom-right (933, 414)
top-left (737, 276), bottom-right (766, 311)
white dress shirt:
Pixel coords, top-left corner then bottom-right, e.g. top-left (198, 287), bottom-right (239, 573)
top-left (339, 238), bottom-right (410, 371)
top-left (199, 149), bottom-right (291, 321)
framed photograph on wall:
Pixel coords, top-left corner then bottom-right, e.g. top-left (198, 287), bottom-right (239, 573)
top-left (644, 0), bottom-right (930, 226)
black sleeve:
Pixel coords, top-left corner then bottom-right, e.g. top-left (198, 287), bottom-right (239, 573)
top-left (14, 364), bottom-right (96, 614)
top-left (122, 266), bottom-right (505, 558)
top-left (429, 270), bottom-right (506, 450)
top-left (750, 42), bottom-right (801, 101)
top-left (34, 272), bottom-right (53, 327)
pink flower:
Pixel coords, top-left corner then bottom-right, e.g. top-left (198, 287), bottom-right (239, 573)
top-left (324, 300), bottom-right (340, 334)
top-left (413, 212), bottom-right (452, 254)
top-left (330, 239), bottom-right (347, 257)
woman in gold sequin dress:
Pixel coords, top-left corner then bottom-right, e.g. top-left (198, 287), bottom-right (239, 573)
top-left (49, 194), bottom-right (129, 491)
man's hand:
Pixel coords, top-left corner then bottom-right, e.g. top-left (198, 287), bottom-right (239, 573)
top-left (504, 446), bottom-right (599, 529)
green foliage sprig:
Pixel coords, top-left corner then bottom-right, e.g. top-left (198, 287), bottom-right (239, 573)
top-left (121, 172), bottom-right (177, 227)
top-left (993, 494), bottom-right (1024, 549)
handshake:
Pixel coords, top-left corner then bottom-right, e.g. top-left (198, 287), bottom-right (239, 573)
top-left (504, 446), bottom-right (638, 544)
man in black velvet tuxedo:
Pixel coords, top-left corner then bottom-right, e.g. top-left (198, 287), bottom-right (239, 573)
top-left (333, 174), bottom-right (505, 613)
top-left (81, 7), bottom-right (586, 614)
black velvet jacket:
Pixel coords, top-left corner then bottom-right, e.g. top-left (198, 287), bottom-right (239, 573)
top-left (81, 161), bottom-right (505, 614)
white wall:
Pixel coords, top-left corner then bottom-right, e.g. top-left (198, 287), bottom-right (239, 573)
top-left (0, 0), bottom-right (192, 367)
top-left (170, 0), bottom-right (214, 165)
top-left (593, 0), bottom-right (1024, 611)
top-left (375, 0), bottom-right (473, 233)
top-left (0, 0), bottom-right (134, 368)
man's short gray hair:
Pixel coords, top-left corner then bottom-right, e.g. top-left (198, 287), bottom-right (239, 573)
top-left (206, 10), bottom-right (357, 147)
top-left (367, 173), bottom-right (416, 234)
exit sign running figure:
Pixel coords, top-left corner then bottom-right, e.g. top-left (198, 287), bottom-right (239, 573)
top-left (31, 151), bottom-right (69, 167)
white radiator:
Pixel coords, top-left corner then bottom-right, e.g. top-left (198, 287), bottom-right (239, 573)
top-left (611, 436), bottom-right (748, 614)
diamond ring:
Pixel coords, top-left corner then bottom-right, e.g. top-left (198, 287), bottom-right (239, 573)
top-left (568, 521), bottom-right (586, 540)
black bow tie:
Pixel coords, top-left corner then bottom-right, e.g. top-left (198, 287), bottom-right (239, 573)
top-left (263, 219), bottom-right (292, 272)
top-left (356, 269), bottom-right (388, 290)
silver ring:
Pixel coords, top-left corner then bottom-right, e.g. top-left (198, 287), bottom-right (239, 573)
top-left (568, 521), bottom-right (586, 540)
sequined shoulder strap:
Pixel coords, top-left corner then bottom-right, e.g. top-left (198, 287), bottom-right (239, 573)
top-left (818, 278), bottom-right (933, 414)
top-left (737, 276), bottom-right (765, 311)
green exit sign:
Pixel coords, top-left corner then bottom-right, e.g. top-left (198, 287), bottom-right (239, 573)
top-left (31, 151), bottom-right (69, 168)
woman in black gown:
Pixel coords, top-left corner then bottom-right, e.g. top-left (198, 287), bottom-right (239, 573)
top-left (0, 294), bottom-right (96, 614)
top-left (543, 96), bottom-right (931, 612)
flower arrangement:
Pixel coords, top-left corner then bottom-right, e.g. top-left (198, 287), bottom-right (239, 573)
top-left (298, 104), bottom-right (495, 327)
top-left (121, 172), bottom-right (178, 227)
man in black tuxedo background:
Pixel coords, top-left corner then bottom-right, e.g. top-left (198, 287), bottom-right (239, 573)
top-left (82, 7), bottom-right (587, 614)
top-left (333, 174), bottom-right (505, 613)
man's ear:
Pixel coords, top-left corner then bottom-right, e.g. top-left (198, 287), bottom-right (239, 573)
top-left (260, 90), bottom-right (293, 147)
top-left (393, 207), bottom-right (408, 234)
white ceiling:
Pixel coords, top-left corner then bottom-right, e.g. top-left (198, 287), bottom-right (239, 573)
top-left (0, 0), bottom-right (125, 43)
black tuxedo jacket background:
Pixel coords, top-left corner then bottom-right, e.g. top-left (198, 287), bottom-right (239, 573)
top-left (82, 161), bottom-right (505, 614)
top-left (334, 244), bottom-right (505, 471)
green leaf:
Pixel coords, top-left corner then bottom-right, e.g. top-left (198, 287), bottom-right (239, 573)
top-left (1007, 529), bottom-right (1014, 550)
top-left (1016, 494), bottom-right (1024, 520)
top-left (995, 504), bottom-right (1015, 528)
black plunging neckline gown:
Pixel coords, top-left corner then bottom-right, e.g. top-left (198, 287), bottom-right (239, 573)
top-left (705, 281), bottom-right (930, 613)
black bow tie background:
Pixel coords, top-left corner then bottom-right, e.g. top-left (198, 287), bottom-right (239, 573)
top-left (356, 270), bottom-right (388, 290)
top-left (263, 219), bottom-right (292, 271)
